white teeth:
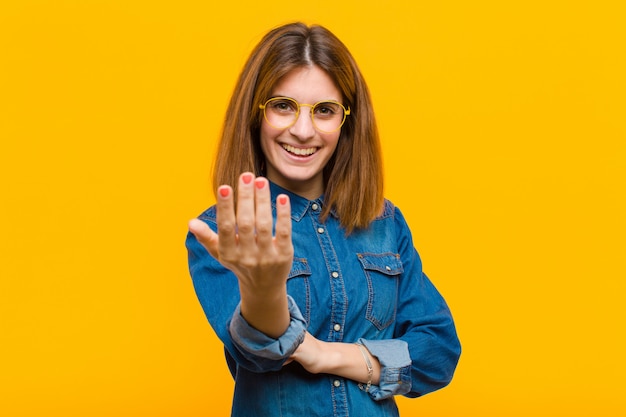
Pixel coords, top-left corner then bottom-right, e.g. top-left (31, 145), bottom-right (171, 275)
top-left (282, 144), bottom-right (317, 156)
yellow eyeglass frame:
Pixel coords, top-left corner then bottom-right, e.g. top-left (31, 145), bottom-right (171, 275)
top-left (259, 96), bottom-right (351, 133)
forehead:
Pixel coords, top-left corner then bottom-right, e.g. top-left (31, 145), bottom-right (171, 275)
top-left (271, 65), bottom-right (341, 102)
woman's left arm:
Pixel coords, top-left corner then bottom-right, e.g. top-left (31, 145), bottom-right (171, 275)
top-left (288, 326), bottom-right (432, 401)
top-left (290, 206), bottom-right (461, 400)
top-left (390, 206), bottom-right (461, 398)
top-left (290, 269), bottom-right (460, 401)
top-left (289, 332), bottom-right (382, 387)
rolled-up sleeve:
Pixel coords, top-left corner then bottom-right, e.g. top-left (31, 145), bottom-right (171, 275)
top-left (359, 338), bottom-right (412, 400)
top-left (228, 295), bottom-right (307, 372)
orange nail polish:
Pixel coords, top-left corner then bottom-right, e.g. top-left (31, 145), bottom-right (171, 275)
top-left (219, 187), bottom-right (230, 198)
top-left (242, 173), bottom-right (253, 184)
top-left (255, 178), bottom-right (265, 189)
top-left (278, 196), bottom-right (287, 205)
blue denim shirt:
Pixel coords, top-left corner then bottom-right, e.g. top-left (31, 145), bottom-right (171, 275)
top-left (186, 182), bottom-right (461, 417)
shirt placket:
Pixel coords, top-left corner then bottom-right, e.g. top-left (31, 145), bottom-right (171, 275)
top-left (309, 200), bottom-right (349, 417)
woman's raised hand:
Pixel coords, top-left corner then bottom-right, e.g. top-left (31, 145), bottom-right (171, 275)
top-left (188, 173), bottom-right (293, 337)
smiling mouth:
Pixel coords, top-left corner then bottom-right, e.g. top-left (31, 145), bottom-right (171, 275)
top-left (282, 143), bottom-right (318, 156)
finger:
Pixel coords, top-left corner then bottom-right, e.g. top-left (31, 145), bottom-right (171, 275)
top-left (215, 185), bottom-right (237, 256)
top-left (254, 177), bottom-right (273, 249)
top-left (274, 194), bottom-right (293, 257)
top-left (188, 218), bottom-right (220, 259)
top-left (235, 172), bottom-right (257, 253)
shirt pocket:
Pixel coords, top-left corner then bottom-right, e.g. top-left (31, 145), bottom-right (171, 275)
top-left (286, 257), bottom-right (312, 326)
top-left (357, 252), bottom-right (404, 331)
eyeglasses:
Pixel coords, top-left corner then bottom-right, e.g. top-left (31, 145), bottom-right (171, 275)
top-left (259, 97), bottom-right (350, 133)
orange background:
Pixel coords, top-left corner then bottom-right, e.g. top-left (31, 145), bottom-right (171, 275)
top-left (1, 1), bottom-right (624, 416)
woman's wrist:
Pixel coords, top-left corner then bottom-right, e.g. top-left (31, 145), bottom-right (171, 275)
top-left (355, 342), bottom-right (374, 392)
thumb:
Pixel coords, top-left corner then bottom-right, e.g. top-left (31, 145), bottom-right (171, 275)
top-left (188, 218), bottom-right (219, 259)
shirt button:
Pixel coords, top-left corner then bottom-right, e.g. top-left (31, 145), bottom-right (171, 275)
top-left (311, 203), bottom-right (319, 211)
top-left (333, 380), bottom-right (341, 387)
top-left (385, 265), bottom-right (392, 271)
top-left (333, 323), bottom-right (341, 332)
top-left (317, 227), bottom-right (325, 234)
top-left (331, 271), bottom-right (339, 278)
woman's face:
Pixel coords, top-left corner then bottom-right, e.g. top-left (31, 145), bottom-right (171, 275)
top-left (260, 65), bottom-right (343, 200)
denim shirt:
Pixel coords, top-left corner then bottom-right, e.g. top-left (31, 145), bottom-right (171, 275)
top-left (186, 182), bottom-right (461, 417)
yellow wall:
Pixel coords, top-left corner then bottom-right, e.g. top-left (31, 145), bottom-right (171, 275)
top-left (1, 1), bottom-right (624, 415)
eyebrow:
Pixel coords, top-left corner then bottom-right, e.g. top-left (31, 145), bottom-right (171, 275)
top-left (269, 95), bottom-right (343, 104)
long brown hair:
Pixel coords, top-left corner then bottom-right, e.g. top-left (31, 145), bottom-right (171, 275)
top-left (213, 22), bottom-right (384, 234)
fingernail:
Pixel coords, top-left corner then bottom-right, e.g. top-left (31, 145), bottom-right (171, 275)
top-left (278, 195), bottom-right (287, 205)
top-left (255, 178), bottom-right (266, 189)
top-left (242, 173), bottom-right (253, 184)
top-left (219, 187), bottom-right (230, 198)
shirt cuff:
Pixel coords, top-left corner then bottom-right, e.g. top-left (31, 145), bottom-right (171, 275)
top-left (229, 295), bottom-right (307, 366)
top-left (359, 338), bottom-right (412, 400)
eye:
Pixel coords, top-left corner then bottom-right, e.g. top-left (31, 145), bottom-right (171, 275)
top-left (269, 98), bottom-right (297, 113)
top-left (314, 102), bottom-right (341, 119)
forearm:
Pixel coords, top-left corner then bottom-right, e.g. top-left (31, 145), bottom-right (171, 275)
top-left (291, 333), bottom-right (381, 386)
top-left (239, 283), bottom-right (290, 339)
top-left (228, 295), bottom-right (307, 373)
top-left (324, 342), bottom-right (381, 386)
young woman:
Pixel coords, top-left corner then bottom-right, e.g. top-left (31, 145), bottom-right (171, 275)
top-left (186, 22), bottom-right (461, 417)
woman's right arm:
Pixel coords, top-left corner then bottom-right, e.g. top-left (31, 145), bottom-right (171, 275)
top-left (188, 173), bottom-right (293, 338)
top-left (186, 221), bottom-right (307, 374)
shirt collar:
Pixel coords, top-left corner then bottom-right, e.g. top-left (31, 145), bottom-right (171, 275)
top-left (269, 181), bottom-right (325, 222)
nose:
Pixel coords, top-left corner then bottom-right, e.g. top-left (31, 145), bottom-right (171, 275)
top-left (288, 105), bottom-right (316, 140)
